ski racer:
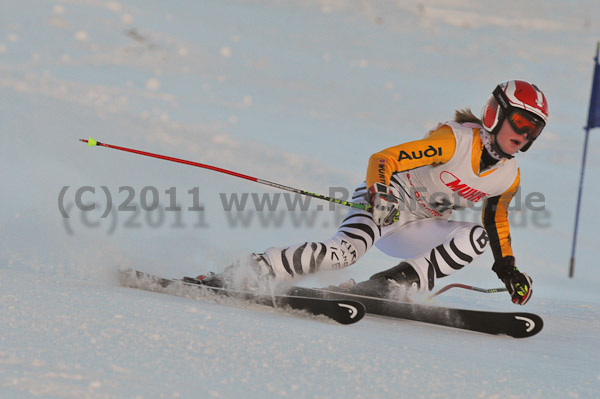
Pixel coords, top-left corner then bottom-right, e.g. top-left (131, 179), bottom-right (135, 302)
top-left (203, 80), bottom-right (548, 306)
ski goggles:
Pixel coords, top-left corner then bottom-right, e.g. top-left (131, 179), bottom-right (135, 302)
top-left (506, 109), bottom-right (545, 140)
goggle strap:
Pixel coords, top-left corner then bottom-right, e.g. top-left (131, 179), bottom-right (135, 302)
top-left (492, 85), bottom-right (510, 111)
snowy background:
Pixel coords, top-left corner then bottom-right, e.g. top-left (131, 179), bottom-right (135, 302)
top-left (1, 0), bottom-right (600, 398)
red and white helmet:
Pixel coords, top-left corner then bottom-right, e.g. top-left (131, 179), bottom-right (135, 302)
top-left (481, 80), bottom-right (548, 152)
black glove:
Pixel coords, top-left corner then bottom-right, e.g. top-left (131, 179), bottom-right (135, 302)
top-left (366, 183), bottom-right (400, 226)
top-left (492, 256), bottom-right (532, 305)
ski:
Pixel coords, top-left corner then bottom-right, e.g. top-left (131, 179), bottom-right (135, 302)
top-left (287, 286), bottom-right (543, 338)
top-left (118, 269), bottom-right (365, 325)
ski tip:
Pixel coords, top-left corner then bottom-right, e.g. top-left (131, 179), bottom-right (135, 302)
top-left (336, 300), bottom-right (366, 324)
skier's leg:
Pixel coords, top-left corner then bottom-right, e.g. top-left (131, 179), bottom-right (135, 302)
top-left (347, 219), bottom-right (489, 297)
top-left (262, 206), bottom-right (384, 281)
top-left (200, 183), bottom-right (387, 289)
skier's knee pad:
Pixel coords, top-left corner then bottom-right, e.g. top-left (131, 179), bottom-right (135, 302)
top-left (466, 224), bottom-right (489, 255)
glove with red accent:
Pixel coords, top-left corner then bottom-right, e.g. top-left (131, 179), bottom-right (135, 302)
top-left (492, 256), bottom-right (533, 305)
top-left (366, 183), bottom-right (400, 226)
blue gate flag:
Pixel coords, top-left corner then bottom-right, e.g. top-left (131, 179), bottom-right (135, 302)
top-left (570, 42), bottom-right (600, 278)
top-left (587, 42), bottom-right (600, 129)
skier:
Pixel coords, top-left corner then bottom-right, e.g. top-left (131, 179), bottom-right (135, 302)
top-left (203, 80), bottom-right (548, 306)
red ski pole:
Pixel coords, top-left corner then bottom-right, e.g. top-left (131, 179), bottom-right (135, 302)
top-left (79, 137), bottom-right (371, 212)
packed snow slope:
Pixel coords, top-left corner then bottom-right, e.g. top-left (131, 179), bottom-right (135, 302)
top-left (2, 0), bottom-right (600, 398)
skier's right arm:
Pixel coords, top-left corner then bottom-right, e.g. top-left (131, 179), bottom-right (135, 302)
top-left (365, 124), bottom-right (456, 188)
top-left (365, 124), bottom-right (457, 226)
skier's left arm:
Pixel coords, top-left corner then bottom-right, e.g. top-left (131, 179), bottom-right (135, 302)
top-left (482, 171), bottom-right (533, 305)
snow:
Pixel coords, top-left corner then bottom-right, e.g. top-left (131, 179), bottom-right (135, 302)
top-left (3, 268), bottom-right (599, 399)
top-left (2, 0), bottom-right (600, 398)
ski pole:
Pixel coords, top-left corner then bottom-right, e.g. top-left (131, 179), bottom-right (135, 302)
top-left (429, 283), bottom-right (507, 299)
top-left (79, 137), bottom-right (371, 212)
